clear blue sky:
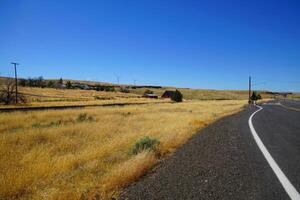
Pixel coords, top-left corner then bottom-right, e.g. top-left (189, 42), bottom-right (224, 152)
top-left (1, 0), bottom-right (299, 91)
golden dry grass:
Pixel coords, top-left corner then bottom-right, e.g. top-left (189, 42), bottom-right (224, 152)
top-left (0, 87), bottom-right (168, 108)
top-left (0, 100), bottom-right (247, 199)
top-left (20, 87), bottom-right (138, 100)
top-left (130, 87), bottom-right (274, 100)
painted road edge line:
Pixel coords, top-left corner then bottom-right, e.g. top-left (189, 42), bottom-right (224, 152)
top-left (279, 103), bottom-right (300, 112)
top-left (248, 105), bottom-right (300, 200)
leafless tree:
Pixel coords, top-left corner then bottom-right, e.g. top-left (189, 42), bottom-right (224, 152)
top-left (0, 79), bottom-right (26, 104)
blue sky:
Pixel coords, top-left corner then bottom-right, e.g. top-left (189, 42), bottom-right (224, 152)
top-left (0, 0), bottom-right (299, 91)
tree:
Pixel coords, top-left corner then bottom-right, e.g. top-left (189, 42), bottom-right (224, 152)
top-left (0, 80), bottom-right (26, 104)
top-left (47, 80), bottom-right (55, 88)
top-left (171, 90), bottom-right (183, 102)
top-left (257, 94), bottom-right (262, 100)
top-left (66, 81), bottom-right (72, 89)
top-left (58, 78), bottom-right (63, 84)
top-left (37, 76), bottom-right (45, 88)
top-left (120, 87), bottom-right (130, 93)
top-left (250, 91), bottom-right (262, 101)
top-left (28, 77), bottom-right (34, 87)
top-left (95, 84), bottom-right (103, 91)
top-left (19, 79), bottom-right (27, 87)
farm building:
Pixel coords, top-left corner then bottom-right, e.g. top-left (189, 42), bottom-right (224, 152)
top-left (143, 93), bottom-right (158, 99)
top-left (53, 82), bottom-right (66, 89)
top-left (161, 90), bottom-right (176, 98)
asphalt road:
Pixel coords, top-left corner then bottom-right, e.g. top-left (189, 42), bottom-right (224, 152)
top-left (280, 99), bottom-right (300, 111)
top-left (120, 100), bottom-right (300, 200)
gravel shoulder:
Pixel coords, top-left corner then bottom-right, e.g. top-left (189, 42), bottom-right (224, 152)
top-left (120, 107), bottom-right (288, 200)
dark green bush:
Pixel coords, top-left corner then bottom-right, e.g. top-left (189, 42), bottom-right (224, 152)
top-left (257, 94), bottom-right (262, 100)
top-left (251, 91), bottom-right (262, 101)
top-left (95, 85), bottom-right (115, 92)
top-left (47, 80), bottom-right (55, 88)
top-left (66, 81), bottom-right (72, 89)
top-left (130, 136), bottom-right (159, 155)
top-left (171, 90), bottom-right (183, 102)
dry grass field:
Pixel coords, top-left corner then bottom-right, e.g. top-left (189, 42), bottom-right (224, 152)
top-left (288, 93), bottom-right (300, 100)
top-left (0, 77), bottom-right (274, 109)
top-left (0, 100), bottom-right (247, 200)
top-left (0, 87), bottom-right (167, 108)
top-left (129, 87), bottom-right (274, 100)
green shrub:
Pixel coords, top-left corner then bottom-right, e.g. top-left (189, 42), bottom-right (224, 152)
top-left (171, 90), bottom-right (183, 102)
top-left (251, 91), bottom-right (262, 101)
top-left (120, 87), bottom-right (130, 93)
top-left (257, 94), bottom-right (262, 100)
top-left (77, 113), bottom-right (94, 122)
top-left (47, 80), bottom-right (54, 88)
top-left (130, 136), bottom-right (159, 155)
top-left (66, 81), bottom-right (72, 89)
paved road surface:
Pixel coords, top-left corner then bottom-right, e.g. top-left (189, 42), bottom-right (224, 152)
top-left (120, 100), bottom-right (300, 200)
top-left (280, 99), bottom-right (300, 111)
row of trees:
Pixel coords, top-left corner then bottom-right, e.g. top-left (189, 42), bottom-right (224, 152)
top-left (18, 77), bottom-right (132, 93)
top-left (95, 85), bottom-right (116, 92)
top-left (19, 77), bottom-right (64, 88)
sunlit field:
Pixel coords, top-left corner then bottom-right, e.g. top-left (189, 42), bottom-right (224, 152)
top-left (0, 100), bottom-right (247, 199)
top-left (129, 87), bottom-right (274, 100)
top-left (0, 86), bottom-right (167, 108)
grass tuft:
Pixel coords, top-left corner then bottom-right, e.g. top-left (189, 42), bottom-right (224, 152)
top-left (130, 136), bottom-right (159, 155)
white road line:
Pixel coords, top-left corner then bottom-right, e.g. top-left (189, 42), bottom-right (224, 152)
top-left (280, 104), bottom-right (300, 112)
top-left (248, 105), bottom-right (300, 200)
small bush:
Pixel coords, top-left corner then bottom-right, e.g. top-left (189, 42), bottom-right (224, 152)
top-left (144, 89), bottom-right (153, 95)
top-left (120, 87), bottom-right (130, 93)
top-left (130, 136), bottom-right (159, 155)
top-left (77, 113), bottom-right (94, 122)
top-left (257, 94), bottom-right (262, 100)
top-left (105, 86), bottom-right (115, 92)
top-left (66, 81), bottom-right (72, 89)
top-left (171, 90), bottom-right (183, 102)
top-left (32, 120), bottom-right (63, 128)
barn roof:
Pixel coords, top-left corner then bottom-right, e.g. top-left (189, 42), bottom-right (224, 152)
top-left (143, 93), bottom-right (158, 97)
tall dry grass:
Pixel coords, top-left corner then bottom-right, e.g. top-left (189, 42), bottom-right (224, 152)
top-left (0, 100), bottom-right (247, 199)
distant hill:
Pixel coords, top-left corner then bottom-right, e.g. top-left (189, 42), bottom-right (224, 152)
top-left (2, 76), bottom-right (297, 100)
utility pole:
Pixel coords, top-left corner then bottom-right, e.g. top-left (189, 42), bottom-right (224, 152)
top-left (248, 76), bottom-right (251, 104)
top-left (115, 74), bottom-right (120, 85)
top-left (11, 62), bottom-right (19, 104)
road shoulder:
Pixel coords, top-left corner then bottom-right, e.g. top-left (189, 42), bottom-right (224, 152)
top-left (120, 108), bottom-right (289, 199)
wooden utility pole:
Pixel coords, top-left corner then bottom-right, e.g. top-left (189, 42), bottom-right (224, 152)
top-left (248, 76), bottom-right (251, 104)
top-left (11, 62), bottom-right (19, 104)
top-left (115, 74), bottom-right (120, 85)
